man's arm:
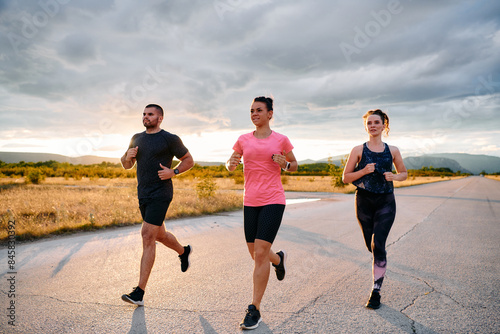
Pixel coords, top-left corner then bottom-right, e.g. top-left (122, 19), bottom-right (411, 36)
top-left (121, 146), bottom-right (138, 170)
top-left (158, 152), bottom-right (194, 180)
top-left (174, 151), bottom-right (194, 173)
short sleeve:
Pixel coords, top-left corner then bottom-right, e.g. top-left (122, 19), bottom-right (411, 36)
top-left (128, 133), bottom-right (139, 150)
top-left (233, 137), bottom-right (243, 155)
top-left (169, 134), bottom-right (189, 159)
top-left (283, 135), bottom-right (294, 153)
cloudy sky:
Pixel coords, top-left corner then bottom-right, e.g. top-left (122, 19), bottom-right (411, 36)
top-left (1, 0), bottom-right (499, 162)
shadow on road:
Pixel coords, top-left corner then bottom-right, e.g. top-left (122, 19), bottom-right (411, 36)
top-left (51, 241), bottom-right (86, 277)
top-left (199, 314), bottom-right (217, 333)
top-left (198, 314), bottom-right (274, 333)
top-left (375, 305), bottom-right (438, 334)
top-left (128, 306), bottom-right (147, 334)
top-left (278, 224), bottom-right (368, 270)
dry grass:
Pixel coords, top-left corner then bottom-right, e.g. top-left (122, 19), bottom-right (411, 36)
top-left (485, 175), bottom-right (500, 181)
top-left (0, 175), bottom-right (467, 241)
top-left (0, 177), bottom-right (242, 241)
top-left (281, 175), bottom-right (356, 193)
top-left (394, 176), bottom-right (467, 188)
top-left (280, 175), bottom-right (467, 193)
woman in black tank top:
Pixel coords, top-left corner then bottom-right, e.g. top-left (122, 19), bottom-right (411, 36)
top-left (343, 109), bottom-right (407, 309)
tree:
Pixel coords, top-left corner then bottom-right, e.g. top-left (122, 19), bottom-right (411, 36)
top-left (328, 155), bottom-right (348, 188)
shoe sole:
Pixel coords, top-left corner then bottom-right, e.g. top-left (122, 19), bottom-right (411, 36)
top-left (366, 303), bottom-right (381, 309)
top-left (121, 294), bottom-right (144, 306)
top-left (240, 317), bottom-right (262, 330)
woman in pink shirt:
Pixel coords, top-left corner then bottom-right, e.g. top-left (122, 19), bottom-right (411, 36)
top-left (227, 96), bottom-right (298, 330)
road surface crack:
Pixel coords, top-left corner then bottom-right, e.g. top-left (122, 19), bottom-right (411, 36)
top-left (388, 177), bottom-right (477, 250)
top-left (396, 272), bottom-right (471, 333)
top-left (387, 192), bottom-right (453, 249)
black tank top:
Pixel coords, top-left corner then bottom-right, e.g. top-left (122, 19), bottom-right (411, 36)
top-left (352, 143), bottom-right (394, 194)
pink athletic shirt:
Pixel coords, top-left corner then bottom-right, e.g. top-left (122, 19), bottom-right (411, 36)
top-left (233, 131), bottom-right (294, 207)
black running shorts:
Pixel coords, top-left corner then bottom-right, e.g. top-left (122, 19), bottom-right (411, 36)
top-left (139, 198), bottom-right (172, 226)
top-left (243, 204), bottom-right (286, 244)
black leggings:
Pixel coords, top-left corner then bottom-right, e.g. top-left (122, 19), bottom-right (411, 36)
top-left (244, 204), bottom-right (286, 244)
top-left (355, 189), bottom-right (396, 290)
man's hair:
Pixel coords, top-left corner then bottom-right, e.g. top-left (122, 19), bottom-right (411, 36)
top-left (145, 104), bottom-right (164, 116)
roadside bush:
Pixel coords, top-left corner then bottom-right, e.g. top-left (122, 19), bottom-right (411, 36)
top-left (232, 173), bottom-right (244, 185)
top-left (196, 176), bottom-right (218, 198)
top-left (25, 168), bottom-right (45, 184)
top-left (328, 155), bottom-right (347, 188)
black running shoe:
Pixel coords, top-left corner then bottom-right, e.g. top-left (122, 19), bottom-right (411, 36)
top-left (273, 250), bottom-right (286, 281)
top-left (121, 286), bottom-right (144, 306)
top-left (366, 290), bottom-right (381, 309)
top-left (240, 304), bottom-right (262, 330)
top-left (179, 245), bottom-right (192, 272)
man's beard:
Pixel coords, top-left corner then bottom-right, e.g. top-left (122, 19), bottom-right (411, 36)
top-left (144, 120), bottom-right (156, 128)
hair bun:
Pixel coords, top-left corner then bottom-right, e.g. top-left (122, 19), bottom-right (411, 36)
top-left (253, 96), bottom-right (273, 111)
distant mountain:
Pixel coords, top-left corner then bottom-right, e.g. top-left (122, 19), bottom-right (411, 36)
top-left (2, 151), bottom-right (499, 174)
top-left (425, 153), bottom-right (500, 175)
top-left (300, 153), bottom-right (500, 175)
top-left (0, 152), bottom-right (222, 167)
top-left (403, 154), bottom-right (500, 174)
top-left (298, 155), bottom-right (346, 166)
top-left (195, 161), bottom-right (225, 166)
top-left (403, 156), bottom-right (472, 174)
top-left (297, 159), bottom-right (316, 165)
top-left (0, 152), bottom-right (121, 165)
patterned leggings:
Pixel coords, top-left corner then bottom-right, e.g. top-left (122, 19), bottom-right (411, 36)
top-left (355, 189), bottom-right (396, 291)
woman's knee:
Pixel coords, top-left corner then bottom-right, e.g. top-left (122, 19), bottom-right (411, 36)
top-left (371, 243), bottom-right (387, 262)
top-left (253, 243), bottom-right (271, 263)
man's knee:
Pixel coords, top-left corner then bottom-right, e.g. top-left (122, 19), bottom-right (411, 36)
top-left (141, 222), bottom-right (159, 242)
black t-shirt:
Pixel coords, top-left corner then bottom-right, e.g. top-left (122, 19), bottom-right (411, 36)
top-left (128, 130), bottom-right (188, 200)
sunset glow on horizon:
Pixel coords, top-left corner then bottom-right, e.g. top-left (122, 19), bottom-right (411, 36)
top-left (1, 1), bottom-right (499, 161)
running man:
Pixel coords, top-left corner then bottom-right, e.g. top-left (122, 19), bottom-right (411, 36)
top-left (121, 103), bottom-right (194, 306)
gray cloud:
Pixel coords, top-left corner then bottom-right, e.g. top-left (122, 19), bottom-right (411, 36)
top-left (57, 33), bottom-right (97, 64)
top-left (0, 0), bottom-right (499, 159)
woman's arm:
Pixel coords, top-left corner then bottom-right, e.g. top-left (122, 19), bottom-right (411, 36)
top-left (384, 146), bottom-right (407, 182)
top-left (284, 150), bottom-right (298, 172)
top-left (271, 150), bottom-right (298, 172)
top-left (342, 145), bottom-right (375, 184)
top-left (226, 151), bottom-right (242, 172)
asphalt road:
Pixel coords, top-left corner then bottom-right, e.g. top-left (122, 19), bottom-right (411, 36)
top-left (1, 176), bottom-right (499, 333)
